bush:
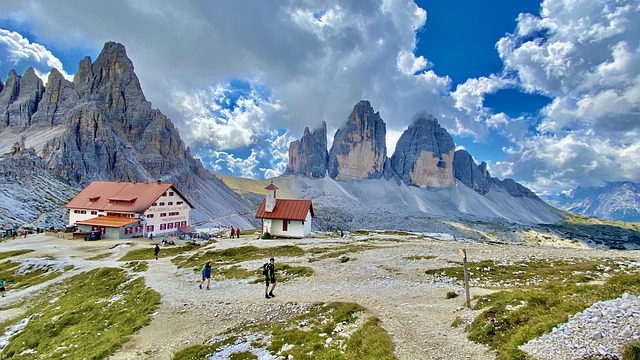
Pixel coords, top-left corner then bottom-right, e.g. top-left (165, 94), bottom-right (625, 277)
top-left (446, 291), bottom-right (459, 299)
top-left (261, 232), bottom-right (273, 239)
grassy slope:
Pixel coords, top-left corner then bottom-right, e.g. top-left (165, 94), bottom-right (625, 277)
top-left (1, 268), bottom-right (160, 360)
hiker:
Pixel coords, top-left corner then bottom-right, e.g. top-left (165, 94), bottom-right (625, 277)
top-left (199, 262), bottom-right (212, 290)
top-left (236, 227), bottom-right (240, 238)
top-left (340, 229), bottom-right (344, 238)
top-left (264, 257), bottom-right (276, 299)
top-left (154, 244), bottom-right (160, 260)
top-left (149, 232), bottom-right (153, 241)
top-left (230, 226), bottom-right (235, 239)
top-left (0, 278), bottom-right (6, 297)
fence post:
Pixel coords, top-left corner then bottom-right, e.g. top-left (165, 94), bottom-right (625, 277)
top-left (461, 248), bottom-right (471, 308)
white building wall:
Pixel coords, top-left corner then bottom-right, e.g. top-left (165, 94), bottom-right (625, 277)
top-left (67, 186), bottom-right (192, 237)
top-left (303, 210), bottom-right (312, 237)
top-left (143, 189), bottom-right (192, 236)
top-left (269, 219), bottom-right (305, 238)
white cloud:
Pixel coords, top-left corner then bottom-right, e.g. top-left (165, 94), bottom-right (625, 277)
top-left (0, 28), bottom-right (72, 81)
top-left (173, 81), bottom-right (285, 150)
top-left (488, 0), bottom-right (640, 193)
top-left (0, 0), bottom-right (468, 151)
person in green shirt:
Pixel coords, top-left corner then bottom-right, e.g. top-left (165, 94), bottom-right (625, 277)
top-left (0, 279), bottom-right (6, 297)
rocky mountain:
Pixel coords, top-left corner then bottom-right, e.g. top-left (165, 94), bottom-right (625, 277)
top-left (328, 100), bottom-right (389, 180)
top-left (452, 150), bottom-right (490, 194)
top-left (545, 182), bottom-right (640, 222)
top-left (391, 113), bottom-right (455, 188)
top-left (285, 121), bottom-right (328, 178)
top-left (281, 99), bottom-right (560, 226)
top-left (0, 42), bottom-right (257, 229)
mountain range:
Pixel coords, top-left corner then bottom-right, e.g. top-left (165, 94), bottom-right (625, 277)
top-left (544, 182), bottom-right (640, 222)
top-left (0, 41), bottom-right (564, 231)
top-left (0, 42), bottom-right (255, 229)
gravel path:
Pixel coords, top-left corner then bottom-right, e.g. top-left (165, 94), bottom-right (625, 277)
top-left (2, 233), bottom-right (640, 360)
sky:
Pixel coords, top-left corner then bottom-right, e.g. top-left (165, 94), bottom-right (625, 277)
top-left (0, 0), bottom-right (638, 196)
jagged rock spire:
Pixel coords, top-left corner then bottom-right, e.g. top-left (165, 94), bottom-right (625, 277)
top-left (328, 100), bottom-right (387, 180)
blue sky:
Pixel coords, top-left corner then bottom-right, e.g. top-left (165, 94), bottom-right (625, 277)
top-left (0, 0), bottom-right (639, 195)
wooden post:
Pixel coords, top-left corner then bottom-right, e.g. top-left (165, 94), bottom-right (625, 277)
top-left (461, 248), bottom-right (471, 308)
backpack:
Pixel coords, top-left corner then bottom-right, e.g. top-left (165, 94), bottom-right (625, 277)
top-left (262, 263), bottom-right (268, 276)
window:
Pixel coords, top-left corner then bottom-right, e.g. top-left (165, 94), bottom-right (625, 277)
top-left (160, 224), bottom-right (166, 230)
top-left (159, 202), bottom-right (165, 206)
top-left (168, 223), bottom-right (174, 229)
top-left (175, 222), bottom-right (180, 229)
top-left (80, 210), bottom-right (87, 214)
top-left (91, 211), bottom-right (97, 215)
top-left (283, 220), bottom-right (288, 231)
top-left (177, 201), bottom-right (183, 205)
top-left (153, 203), bottom-right (157, 207)
top-left (135, 226), bottom-right (142, 233)
top-left (168, 202), bottom-right (173, 206)
top-left (147, 214), bottom-right (154, 218)
top-left (160, 213), bottom-right (167, 217)
top-left (168, 212), bottom-right (179, 216)
top-left (163, 192), bottom-right (167, 196)
top-left (146, 225), bottom-right (154, 232)
top-left (124, 227), bottom-right (132, 235)
top-left (181, 221), bottom-right (187, 227)
top-left (169, 192), bottom-right (174, 196)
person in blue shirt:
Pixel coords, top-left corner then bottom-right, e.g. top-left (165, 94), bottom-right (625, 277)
top-left (199, 262), bottom-right (212, 290)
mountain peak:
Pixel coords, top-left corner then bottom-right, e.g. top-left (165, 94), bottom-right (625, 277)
top-left (390, 112), bottom-right (455, 187)
top-left (328, 100), bottom-right (387, 180)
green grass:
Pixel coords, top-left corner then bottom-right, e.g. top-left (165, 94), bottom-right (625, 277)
top-left (210, 263), bottom-right (314, 283)
top-left (545, 213), bottom-right (640, 249)
top-left (88, 253), bottom-right (112, 261)
top-left (173, 302), bottom-right (396, 360)
top-left (445, 291), bottom-right (458, 299)
top-left (425, 257), bottom-right (634, 288)
top-left (0, 260), bottom-right (72, 291)
top-left (124, 261), bottom-right (149, 272)
top-left (465, 272), bottom-right (640, 359)
top-left (172, 245), bottom-right (305, 270)
top-left (0, 249), bottom-right (33, 260)
top-left (0, 267), bottom-right (160, 360)
top-left (119, 243), bottom-right (200, 261)
top-left (624, 341), bottom-right (640, 360)
top-left (404, 255), bottom-right (436, 261)
top-left (308, 245), bottom-right (376, 262)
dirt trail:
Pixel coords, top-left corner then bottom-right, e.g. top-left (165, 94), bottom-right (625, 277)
top-left (3, 233), bottom-right (638, 359)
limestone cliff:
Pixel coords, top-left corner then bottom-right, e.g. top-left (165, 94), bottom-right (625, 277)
top-left (328, 100), bottom-right (387, 180)
top-left (453, 149), bottom-right (490, 194)
top-left (286, 121), bottom-right (328, 178)
top-left (390, 112), bottom-right (455, 188)
top-left (0, 68), bottom-right (45, 129)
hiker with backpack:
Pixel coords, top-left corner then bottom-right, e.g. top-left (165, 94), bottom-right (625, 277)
top-left (199, 262), bottom-right (212, 290)
top-left (263, 257), bottom-right (276, 298)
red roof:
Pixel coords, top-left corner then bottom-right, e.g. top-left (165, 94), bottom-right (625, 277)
top-left (65, 181), bottom-right (194, 213)
top-left (265, 183), bottom-right (278, 190)
top-left (76, 216), bottom-right (141, 227)
top-left (255, 199), bottom-right (313, 221)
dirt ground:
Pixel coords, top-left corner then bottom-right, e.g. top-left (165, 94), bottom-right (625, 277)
top-left (2, 232), bottom-right (638, 360)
